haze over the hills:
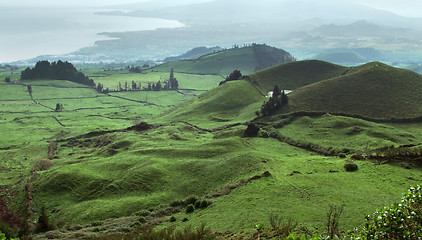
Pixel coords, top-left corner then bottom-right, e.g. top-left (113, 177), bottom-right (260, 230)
top-left (2, 0), bottom-right (422, 64)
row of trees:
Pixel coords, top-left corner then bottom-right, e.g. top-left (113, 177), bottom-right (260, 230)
top-left (96, 67), bottom-right (179, 93)
top-left (20, 60), bottom-right (95, 87)
top-left (257, 85), bottom-right (288, 116)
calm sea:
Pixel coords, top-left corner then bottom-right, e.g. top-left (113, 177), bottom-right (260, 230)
top-left (0, 6), bottom-right (183, 63)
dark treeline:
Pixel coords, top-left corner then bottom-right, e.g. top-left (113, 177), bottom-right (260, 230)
top-left (257, 85), bottom-right (288, 117)
top-left (21, 60), bottom-right (95, 87)
top-left (219, 69), bottom-right (243, 85)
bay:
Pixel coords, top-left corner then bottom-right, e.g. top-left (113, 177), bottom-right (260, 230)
top-left (0, 6), bottom-right (183, 63)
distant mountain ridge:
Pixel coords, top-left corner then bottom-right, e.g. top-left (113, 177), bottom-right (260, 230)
top-left (162, 46), bottom-right (223, 63)
top-left (153, 44), bottom-right (295, 76)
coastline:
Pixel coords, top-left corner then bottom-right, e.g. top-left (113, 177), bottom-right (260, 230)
top-left (0, 6), bottom-right (184, 64)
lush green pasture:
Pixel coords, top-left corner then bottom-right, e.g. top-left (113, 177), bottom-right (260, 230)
top-left (85, 69), bottom-right (222, 91)
top-left (1, 63), bottom-right (422, 239)
top-left (158, 135), bottom-right (420, 234)
top-left (250, 60), bottom-right (347, 93)
top-left (32, 123), bottom-right (263, 225)
top-left (279, 115), bottom-right (420, 151)
top-left (286, 62), bottom-right (422, 119)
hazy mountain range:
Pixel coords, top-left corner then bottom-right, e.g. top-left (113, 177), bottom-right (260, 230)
top-left (12, 0), bottom-right (422, 65)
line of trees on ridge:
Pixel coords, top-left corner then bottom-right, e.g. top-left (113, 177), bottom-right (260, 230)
top-left (20, 60), bottom-right (95, 87)
top-left (97, 67), bottom-right (179, 93)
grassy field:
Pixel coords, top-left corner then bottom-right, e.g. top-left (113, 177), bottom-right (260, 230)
top-left (85, 69), bottom-right (223, 92)
top-left (1, 61), bottom-right (422, 239)
top-left (249, 60), bottom-right (348, 93)
top-left (285, 62), bottom-right (422, 119)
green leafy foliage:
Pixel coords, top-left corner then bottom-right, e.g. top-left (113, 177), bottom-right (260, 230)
top-left (348, 185), bottom-right (422, 239)
top-left (21, 60), bottom-right (95, 87)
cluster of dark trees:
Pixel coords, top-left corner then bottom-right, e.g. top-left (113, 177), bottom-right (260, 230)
top-left (127, 64), bottom-right (150, 73)
top-left (4, 76), bottom-right (11, 83)
top-left (257, 85), bottom-right (288, 116)
top-left (20, 60), bottom-right (95, 87)
top-left (55, 103), bottom-right (63, 112)
top-left (219, 69), bottom-right (243, 85)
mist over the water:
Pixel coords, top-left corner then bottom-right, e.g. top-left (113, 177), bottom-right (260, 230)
top-left (0, 6), bottom-right (183, 63)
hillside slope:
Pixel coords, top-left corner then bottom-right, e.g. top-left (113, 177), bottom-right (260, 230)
top-left (249, 60), bottom-right (347, 93)
top-left (162, 80), bottom-right (265, 127)
top-left (285, 62), bottom-right (422, 119)
top-left (153, 44), bottom-right (295, 77)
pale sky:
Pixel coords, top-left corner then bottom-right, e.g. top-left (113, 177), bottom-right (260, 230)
top-left (0, 0), bottom-right (421, 18)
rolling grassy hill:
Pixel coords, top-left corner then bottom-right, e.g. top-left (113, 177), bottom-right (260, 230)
top-left (152, 44), bottom-right (295, 77)
top-left (161, 79), bottom-right (265, 128)
top-left (285, 62), bottom-right (422, 119)
top-left (2, 60), bottom-right (422, 239)
top-left (249, 60), bottom-right (348, 93)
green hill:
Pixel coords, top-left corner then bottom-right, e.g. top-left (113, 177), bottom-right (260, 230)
top-left (249, 60), bottom-right (348, 93)
top-left (162, 80), bottom-right (265, 127)
top-left (285, 62), bottom-right (422, 119)
top-left (152, 44), bottom-right (295, 77)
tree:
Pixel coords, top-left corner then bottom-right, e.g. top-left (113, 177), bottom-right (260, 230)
top-left (219, 70), bottom-right (242, 85)
top-left (96, 83), bottom-right (103, 93)
top-left (132, 80), bottom-right (137, 90)
top-left (20, 60), bottom-right (95, 87)
top-left (170, 67), bottom-right (175, 81)
top-left (27, 85), bottom-right (32, 94)
top-left (55, 103), bottom-right (63, 112)
top-left (169, 67), bottom-right (179, 90)
top-left (257, 85), bottom-right (288, 117)
top-left (155, 81), bottom-right (162, 91)
top-left (4, 76), bottom-right (11, 83)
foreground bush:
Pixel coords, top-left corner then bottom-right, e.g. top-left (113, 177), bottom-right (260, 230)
top-left (348, 185), bottom-right (422, 239)
top-left (0, 230), bottom-right (18, 240)
top-left (139, 224), bottom-right (216, 240)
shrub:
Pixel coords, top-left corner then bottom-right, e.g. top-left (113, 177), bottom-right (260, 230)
top-left (339, 153), bottom-right (347, 159)
top-left (245, 123), bottom-right (260, 137)
top-left (169, 216), bottom-right (176, 222)
top-left (35, 207), bottom-right (54, 233)
top-left (184, 196), bottom-right (198, 206)
top-left (170, 200), bottom-right (183, 207)
top-left (186, 204), bottom-right (195, 214)
top-left (344, 162), bottom-right (358, 172)
top-left (199, 200), bottom-right (211, 209)
top-left (326, 204), bottom-right (344, 239)
top-left (138, 224), bottom-right (215, 240)
top-left (138, 217), bottom-right (146, 224)
top-left (269, 213), bottom-right (298, 238)
top-left (132, 122), bottom-right (151, 131)
top-left (348, 185), bottom-right (422, 239)
top-left (32, 158), bottom-right (53, 171)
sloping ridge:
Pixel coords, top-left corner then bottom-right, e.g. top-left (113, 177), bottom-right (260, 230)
top-left (286, 62), bottom-right (422, 119)
top-left (250, 60), bottom-right (348, 93)
top-left (162, 80), bottom-right (265, 125)
top-left (153, 44), bottom-right (295, 76)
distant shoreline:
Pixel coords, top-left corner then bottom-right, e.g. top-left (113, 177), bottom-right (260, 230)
top-left (0, 6), bottom-right (183, 64)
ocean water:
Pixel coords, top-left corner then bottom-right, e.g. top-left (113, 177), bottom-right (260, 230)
top-left (0, 7), bottom-right (183, 63)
